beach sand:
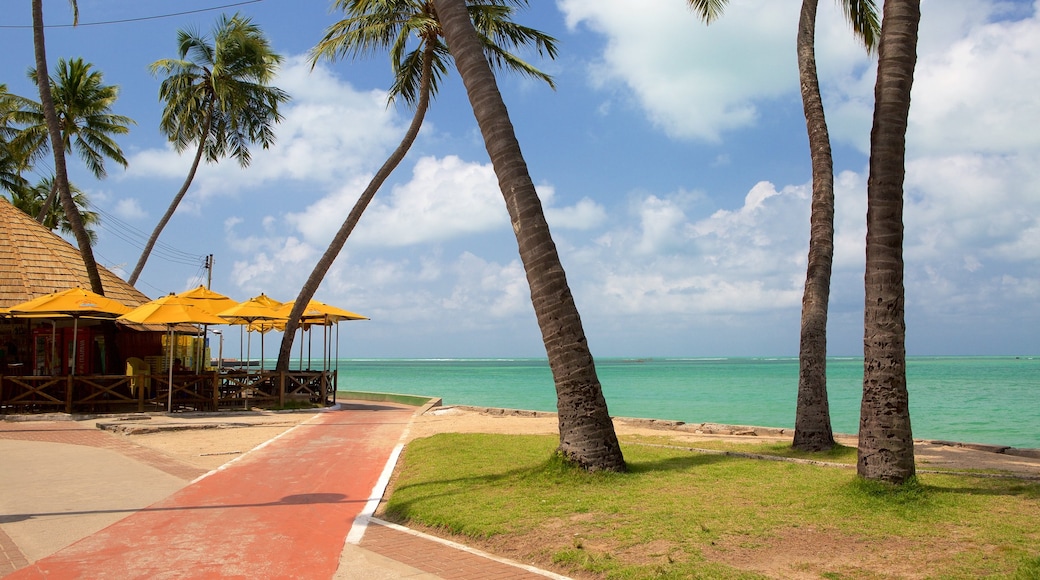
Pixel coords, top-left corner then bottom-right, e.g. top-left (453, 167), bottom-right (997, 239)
top-left (117, 404), bottom-right (1040, 477)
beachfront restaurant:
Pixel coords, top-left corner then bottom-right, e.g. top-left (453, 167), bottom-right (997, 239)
top-left (0, 197), bottom-right (335, 414)
top-left (0, 298), bottom-right (337, 414)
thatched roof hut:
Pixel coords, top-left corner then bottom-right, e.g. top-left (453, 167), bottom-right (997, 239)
top-left (0, 196), bottom-right (151, 308)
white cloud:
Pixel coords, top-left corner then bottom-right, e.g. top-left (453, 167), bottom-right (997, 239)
top-left (445, 253), bottom-right (531, 319)
top-left (353, 155), bottom-right (506, 246)
top-left (284, 155), bottom-right (608, 249)
top-left (113, 198), bottom-right (147, 220)
top-left (558, 0), bottom-right (867, 141)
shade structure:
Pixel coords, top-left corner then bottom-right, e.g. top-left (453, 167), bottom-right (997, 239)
top-left (8, 288), bottom-right (132, 375)
top-left (217, 293), bottom-right (283, 324)
top-left (217, 293), bottom-right (284, 370)
top-left (117, 294), bottom-right (227, 411)
top-left (118, 294), bottom-right (228, 326)
top-left (175, 285), bottom-right (238, 315)
top-left (8, 287), bottom-right (132, 318)
top-left (277, 299), bottom-right (368, 373)
top-left (176, 286), bottom-right (238, 371)
top-left (276, 299), bottom-right (368, 325)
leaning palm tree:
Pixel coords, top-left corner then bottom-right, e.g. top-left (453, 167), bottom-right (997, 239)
top-left (9, 176), bottom-right (100, 245)
top-left (17, 57), bottom-right (134, 224)
top-left (431, 0), bottom-right (626, 472)
top-left (859, 0), bottom-right (920, 484)
top-left (792, 0), bottom-right (879, 452)
top-left (274, 0), bottom-right (558, 372)
top-left (128, 13), bottom-right (289, 286)
top-left (31, 0), bottom-right (104, 294)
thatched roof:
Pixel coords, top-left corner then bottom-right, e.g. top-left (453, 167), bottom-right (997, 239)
top-left (0, 196), bottom-right (152, 309)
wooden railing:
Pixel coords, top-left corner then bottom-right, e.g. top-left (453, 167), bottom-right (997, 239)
top-left (0, 370), bottom-right (337, 414)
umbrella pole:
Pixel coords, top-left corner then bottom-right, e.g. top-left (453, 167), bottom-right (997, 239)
top-left (323, 320), bottom-right (329, 388)
top-left (70, 317), bottom-right (79, 376)
top-left (50, 320), bottom-right (56, 375)
top-left (167, 327), bottom-right (174, 412)
top-left (198, 325), bottom-right (208, 372)
top-left (335, 321), bottom-right (340, 398)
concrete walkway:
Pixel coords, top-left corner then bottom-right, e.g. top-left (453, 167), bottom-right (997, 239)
top-left (0, 403), bottom-right (567, 579)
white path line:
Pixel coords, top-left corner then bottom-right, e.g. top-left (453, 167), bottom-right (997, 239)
top-left (189, 406), bottom-right (335, 485)
top-left (367, 517), bottom-right (573, 580)
top-left (345, 414), bottom-right (409, 545)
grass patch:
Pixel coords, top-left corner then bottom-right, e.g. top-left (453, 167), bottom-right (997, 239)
top-left (384, 433), bottom-right (1040, 579)
top-left (621, 435), bottom-right (858, 464)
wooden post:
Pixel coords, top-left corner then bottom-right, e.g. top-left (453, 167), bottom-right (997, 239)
top-left (65, 375), bottom-right (73, 413)
top-left (212, 372), bottom-right (219, 411)
top-left (278, 371), bottom-right (285, 407)
top-left (320, 371), bottom-right (327, 407)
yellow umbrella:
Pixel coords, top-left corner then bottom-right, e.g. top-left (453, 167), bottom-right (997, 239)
top-left (8, 288), bottom-right (132, 375)
top-left (176, 286), bottom-right (238, 371)
top-left (277, 299), bottom-right (368, 371)
top-left (217, 293), bottom-right (283, 323)
top-left (276, 299), bottom-right (368, 324)
top-left (9, 287), bottom-right (131, 318)
top-left (117, 294), bottom-right (227, 411)
top-left (217, 294), bottom-right (284, 370)
top-left (118, 294), bottom-right (227, 326)
top-left (176, 285), bottom-right (238, 315)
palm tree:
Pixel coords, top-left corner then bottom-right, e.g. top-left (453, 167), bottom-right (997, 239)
top-left (792, 0), bottom-right (879, 452)
top-left (432, 0), bottom-right (625, 472)
top-left (274, 0), bottom-right (558, 371)
top-left (128, 13), bottom-right (289, 286)
top-left (17, 58), bottom-right (134, 224)
top-left (859, 0), bottom-right (920, 484)
top-left (0, 84), bottom-right (31, 195)
top-left (8, 176), bottom-right (99, 245)
top-left (32, 0), bottom-right (104, 294)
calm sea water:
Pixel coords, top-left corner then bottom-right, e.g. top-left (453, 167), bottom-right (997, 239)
top-left (324, 356), bottom-right (1039, 449)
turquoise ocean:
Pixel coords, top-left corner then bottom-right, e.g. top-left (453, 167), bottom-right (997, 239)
top-left (325, 356), bottom-right (1039, 449)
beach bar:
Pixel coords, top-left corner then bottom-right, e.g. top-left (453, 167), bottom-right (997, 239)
top-left (0, 197), bottom-right (335, 414)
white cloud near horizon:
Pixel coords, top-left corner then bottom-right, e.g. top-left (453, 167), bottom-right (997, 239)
top-left (282, 155), bottom-right (608, 249)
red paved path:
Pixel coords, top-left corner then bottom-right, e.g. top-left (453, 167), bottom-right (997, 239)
top-left (5, 405), bottom-right (413, 579)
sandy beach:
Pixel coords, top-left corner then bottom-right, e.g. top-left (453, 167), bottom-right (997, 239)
top-left (102, 404), bottom-right (1040, 477)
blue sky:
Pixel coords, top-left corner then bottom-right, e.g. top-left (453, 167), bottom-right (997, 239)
top-left (2, 0), bottom-right (1038, 359)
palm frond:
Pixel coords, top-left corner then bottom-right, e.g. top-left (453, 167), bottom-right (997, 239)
top-left (685, 0), bottom-right (728, 24)
top-left (839, 0), bottom-right (880, 53)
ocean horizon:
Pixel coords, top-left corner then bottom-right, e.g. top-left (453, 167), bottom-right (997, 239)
top-left (281, 355), bottom-right (1038, 449)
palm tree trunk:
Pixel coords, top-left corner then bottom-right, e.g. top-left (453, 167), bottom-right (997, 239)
top-left (858, 0), bottom-right (920, 484)
top-left (128, 106), bottom-right (213, 286)
top-left (275, 43), bottom-right (436, 371)
top-left (433, 0), bottom-right (625, 472)
top-left (32, 0), bottom-right (104, 295)
top-left (792, 0), bottom-right (836, 452)
top-left (35, 180), bottom-right (57, 224)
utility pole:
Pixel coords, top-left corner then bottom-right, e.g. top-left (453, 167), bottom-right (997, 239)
top-left (205, 254), bottom-right (214, 289)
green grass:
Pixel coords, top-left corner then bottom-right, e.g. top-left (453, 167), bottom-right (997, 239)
top-left (383, 433), bottom-right (1040, 579)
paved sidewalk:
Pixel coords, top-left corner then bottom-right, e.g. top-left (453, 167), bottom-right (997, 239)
top-left (0, 403), bottom-right (568, 579)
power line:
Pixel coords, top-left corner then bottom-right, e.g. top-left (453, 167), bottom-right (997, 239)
top-left (93, 207), bottom-right (209, 267)
top-left (0, 1), bottom-right (264, 29)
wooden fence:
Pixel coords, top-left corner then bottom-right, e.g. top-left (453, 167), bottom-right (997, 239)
top-left (0, 370), bottom-right (336, 414)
